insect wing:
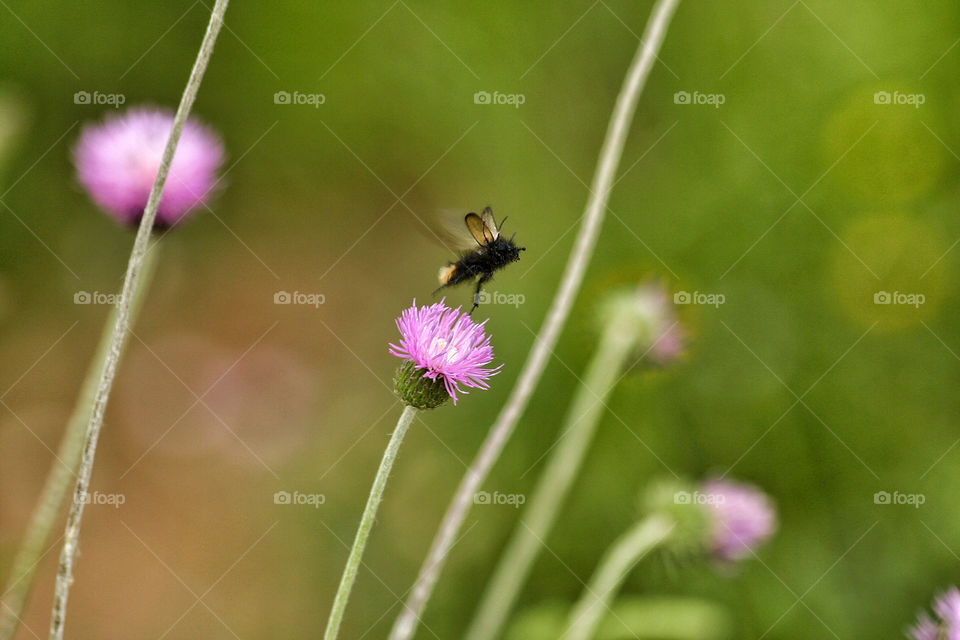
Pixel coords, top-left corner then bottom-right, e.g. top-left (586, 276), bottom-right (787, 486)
top-left (465, 213), bottom-right (493, 246)
top-left (479, 206), bottom-right (499, 240)
top-left (422, 209), bottom-right (481, 252)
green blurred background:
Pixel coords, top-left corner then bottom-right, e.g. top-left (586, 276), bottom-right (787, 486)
top-left (1, 1), bottom-right (959, 638)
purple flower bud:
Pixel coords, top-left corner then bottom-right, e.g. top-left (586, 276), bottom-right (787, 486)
top-left (634, 281), bottom-right (685, 366)
top-left (597, 280), bottom-right (686, 368)
top-left (73, 106), bottom-right (223, 227)
top-left (700, 478), bottom-right (777, 563)
top-left (389, 300), bottom-right (502, 407)
top-left (909, 587), bottom-right (960, 640)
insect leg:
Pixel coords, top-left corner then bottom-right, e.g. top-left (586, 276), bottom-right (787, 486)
top-left (470, 273), bottom-right (492, 315)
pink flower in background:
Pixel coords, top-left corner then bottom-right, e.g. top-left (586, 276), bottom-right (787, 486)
top-left (909, 614), bottom-right (939, 640)
top-left (648, 321), bottom-right (685, 365)
top-left (909, 587), bottom-right (960, 640)
top-left (74, 106), bottom-right (223, 227)
top-left (700, 478), bottom-right (777, 563)
top-left (389, 300), bottom-right (501, 405)
top-left (635, 281), bottom-right (685, 365)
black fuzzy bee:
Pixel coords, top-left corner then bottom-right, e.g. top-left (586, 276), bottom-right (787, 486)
top-left (435, 207), bottom-right (525, 314)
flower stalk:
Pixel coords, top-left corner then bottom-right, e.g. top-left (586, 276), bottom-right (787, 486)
top-left (562, 514), bottom-right (675, 640)
top-left (389, 1), bottom-right (682, 635)
top-left (325, 300), bottom-right (500, 638)
top-left (47, 2), bottom-right (229, 638)
top-left (0, 248), bottom-right (160, 640)
top-left (465, 286), bottom-right (670, 640)
top-left (323, 404), bottom-right (418, 640)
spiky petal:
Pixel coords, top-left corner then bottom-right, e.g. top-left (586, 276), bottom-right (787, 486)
top-left (389, 300), bottom-right (502, 406)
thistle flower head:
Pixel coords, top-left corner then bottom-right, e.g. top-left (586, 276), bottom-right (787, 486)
top-left (700, 478), bottom-right (777, 564)
top-left (74, 106), bottom-right (223, 227)
top-left (389, 300), bottom-right (502, 408)
top-left (909, 587), bottom-right (960, 640)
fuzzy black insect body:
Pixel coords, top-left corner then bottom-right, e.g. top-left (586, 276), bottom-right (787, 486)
top-left (435, 207), bottom-right (525, 314)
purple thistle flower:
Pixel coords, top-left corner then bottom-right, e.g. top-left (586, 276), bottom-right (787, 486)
top-left (700, 478), bottom-right (777, 563)
top-left (389, 300), bottom-right (502, 406)
top-left (74, 106), bottom-right (223, 227)
top-left (909, 587), bottom-right (960, 640)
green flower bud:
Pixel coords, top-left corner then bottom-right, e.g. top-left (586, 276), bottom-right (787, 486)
top-left (641, 477), bottom-right (711, 558)
top-left (394, 361), bottom-right (449, 410)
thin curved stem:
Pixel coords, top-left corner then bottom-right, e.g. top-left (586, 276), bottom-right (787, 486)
top-left (47, 2), bottom-right (229, 638)
top-left (388, 1), bottom-right (682, 637)
top-left (562, 514), bottom-right (674, 640)
top-left (465, 316), bottom-right (638, 640)
top-left (0, 248), bottom-right (160, 640)
top-left (324, 405), bottom-right (418, 640)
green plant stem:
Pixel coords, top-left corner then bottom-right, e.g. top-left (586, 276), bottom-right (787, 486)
top-left (47, 2), bottom-right (229, 638)
top-left (563, 514), bottom-right (674, 640)
top-left (324, 404), bottom-right (418, 640)
top-left (388, 2), bottom-right (681, 637)
top-left (465, 315), bottom-right (641, 640)
top-left (0, 249), bottom-right (160, 640)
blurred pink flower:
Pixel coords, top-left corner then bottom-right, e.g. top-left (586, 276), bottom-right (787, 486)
top-left (74, 106), bottom-right (223, 227)
top-left (700, 478), bottom-right (777, 563)
top-left (909, 587), bottom-right (960, 640)
top-left (389, 300), bottom-right (501, 405)
top-left (635, 281), bottom-right (685, 365)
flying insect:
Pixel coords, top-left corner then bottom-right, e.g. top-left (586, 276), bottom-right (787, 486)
top-left (435, 206), bottom-right (525, 314)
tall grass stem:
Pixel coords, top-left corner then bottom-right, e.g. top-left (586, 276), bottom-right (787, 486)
top-left (389, 1), bottom-right (682, 637)
top-left (47, 1), bottom-right (229, 637)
